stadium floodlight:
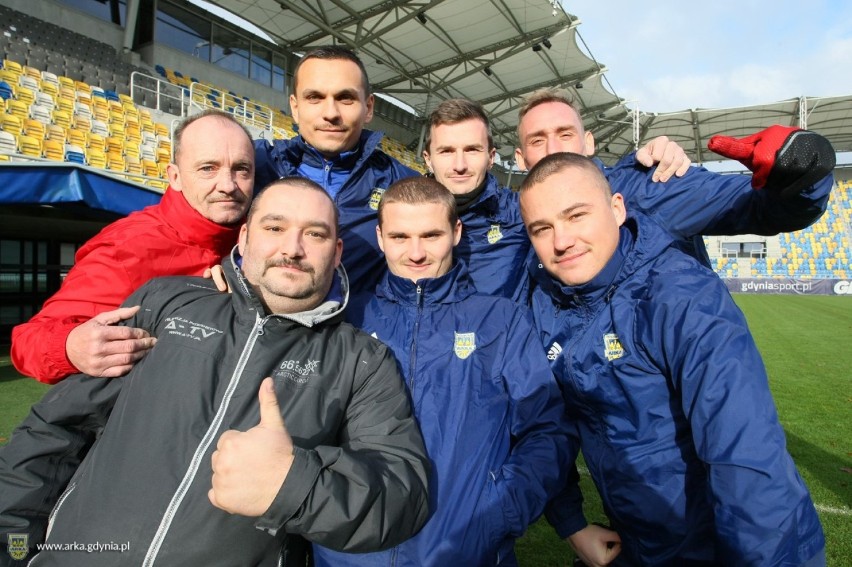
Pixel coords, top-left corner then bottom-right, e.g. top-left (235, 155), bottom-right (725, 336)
top-left (416, 13), bottom-right (427, 24)
top-left (542, 38), bottom-right (552, 49)
top-left (532, 44), bottom-right (542, 53)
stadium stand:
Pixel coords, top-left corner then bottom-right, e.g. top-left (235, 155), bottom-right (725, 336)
top-left (706, 179), bottom-right (852, 280)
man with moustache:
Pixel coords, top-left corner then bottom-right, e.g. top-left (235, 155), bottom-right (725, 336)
top-left (0, 178), bottom-right (430, 566)
top-left (12, 109), bottom-right (256, 384)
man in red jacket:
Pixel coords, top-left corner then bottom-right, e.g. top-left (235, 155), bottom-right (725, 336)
top-left (11, 109), bottom-right (256, 384)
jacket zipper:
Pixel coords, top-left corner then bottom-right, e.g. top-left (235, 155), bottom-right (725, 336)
top-left (408, 285), bottom-right (423, 389)
top-left (142, 312), bottom-right (265, 566)
top-left (45, 482), bottom-right (77, 539)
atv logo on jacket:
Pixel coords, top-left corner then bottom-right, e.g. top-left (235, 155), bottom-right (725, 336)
top-left (368, 187), bottom-right (385, 210)
top-left (163, 317), bottom-right (224, 341)
top-left (453, 332), bottom-right (476, 359)
top-left (274, 359), bottom-right (321, 385)
top-left (486, 223), bottom-right (504, 244)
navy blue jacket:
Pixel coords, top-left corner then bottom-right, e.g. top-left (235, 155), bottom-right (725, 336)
top-left (254, 130), bottom-right (418, 294)
top-left (315, 262), bottom-right (569, 567)
top-left (457, 173), bottom-right (531, 302)
top-left (532, 213), bottom-right (824, 566)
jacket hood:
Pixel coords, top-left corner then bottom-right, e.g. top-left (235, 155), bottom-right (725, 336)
top-left (224, 246), bottom-right (349, 327)
top-left (376, 259), bottom-right (476, 306)
top-left (531, 211), bottom-right (674, 309)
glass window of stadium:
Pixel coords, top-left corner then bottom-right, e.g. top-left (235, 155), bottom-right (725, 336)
top-left (60, 0), bottom-right (127, 26)
top-left (155, 1), bottom-right (285, 92)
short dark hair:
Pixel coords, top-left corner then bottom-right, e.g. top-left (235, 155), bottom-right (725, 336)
top-left (172, 109), bottom-right (253, 162)
top-left (292, 46), bottom-right (371, 97)
top-left (424, 98), bottom-right (494, 152)
top-left (378, 177), bottom-right (458, 228)
top-left (520, 152), bottom-right (611, 198)
top-left (248, 177), bottom-right (340, 235)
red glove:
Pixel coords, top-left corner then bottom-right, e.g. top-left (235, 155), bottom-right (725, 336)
top-left (709, 125), bottom-right (834, 199)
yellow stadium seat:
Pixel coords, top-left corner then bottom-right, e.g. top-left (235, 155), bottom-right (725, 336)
top-left (0, 69), bottom-right (19, 87)
top-left (22, 119), bottom-right (45, 140)
top-left (72, 114), bottom-right (91, 132)
top-left (87, 149), bottom-right (107, 169)
top-left (124, 143), bottom-right (141, 160)
top-left (16, 86), bottom-right (35, 106)
top-left (52, 109), bottom-right (72, 129)
top-left (1, 114), bottom-right (23, 136)
top-left (43, 139), bottom-right (64, 161)
top-left (105, 136), bottom-right (123, 154)
top-left (6, 99), bottom-right (28, 119)
top-left (46, 124), bottom-right (67, 144)
top-left (66, 128), bottom-right (88, 149)
top-left (107, 151), bottom-right (125, 171)
top-left (88, 132), bottom-right (106, 153)
top-left (19, 135), bottom-right (42, 158)
top-left (142, 158), bottom-right (159, 177)
top-left (2, 59), bottom-right (23, 76)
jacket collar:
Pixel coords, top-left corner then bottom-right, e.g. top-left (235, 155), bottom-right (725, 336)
top-left (282, 129), bottom-right (385, 174)
top-left (224, 246), bottom-right (349, 328)
top-left (460, 173), bottom-right (506, 221)
top-left (159, 188), bottom-right (241, 258)
top-left (376, 260), bottom-right (475, 306)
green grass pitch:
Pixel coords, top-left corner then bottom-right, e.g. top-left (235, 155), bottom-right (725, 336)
top-left (1, 294), bottom-right (850, 565)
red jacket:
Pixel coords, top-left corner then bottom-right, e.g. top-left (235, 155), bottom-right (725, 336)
top-left (11, 188), bottom-right (241, 383)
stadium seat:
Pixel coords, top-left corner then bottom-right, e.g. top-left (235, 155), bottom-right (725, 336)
top-left (87, 148), bottom-right (106, 169)
top-left (29, 104), bottom-right (52, 125)
top-left (45, 123), bottom-right (66, 144)
top-left (18, 134), bottom-right (42, 157)
top-left (15, 86), bottom-right (35, 106)
top-left (51, 109), bottom-right (72, 129)
top-left (91, 119), bottom-right (109, 137)
top-left (65, 144), bottom-right (86, 164)
top-left (1, 114), bottom-right (23, 136)
top-left (105, 135), bottom-right (123, 154)
top-left (0, 130), bottom-right (17, 155)
top-left (87, 132), bottom-right (105, 153)
top-left (106, 150), bottom-right (125, 171)
top-left (66, 128), bottom-right (87, 149)
top-left (43, 138), bottom-right (64, 161)
top-left (0, 80), bottom-right (13, 100)
top-left (6, 98), bottom-right (28, 119)
top-left (22, 118), bottom-right (44, 139)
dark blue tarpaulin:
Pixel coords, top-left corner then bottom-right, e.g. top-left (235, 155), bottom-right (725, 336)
top-left (0, 162), bottom-right (163, 215)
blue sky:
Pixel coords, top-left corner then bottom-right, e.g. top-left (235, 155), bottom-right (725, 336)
top-left (566, 0), bottom-right (852, 113)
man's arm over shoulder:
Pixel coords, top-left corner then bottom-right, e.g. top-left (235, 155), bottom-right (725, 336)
top-left (11, 238), bottom-right (138, 383)
top-left (256, 337), bottom-right (430, 552)
top-left (0, 374), bottom-right (123, 561)
top-left (606, 128), bottom-right (834, 240)
top-left (650, 266), bottom-right (822, 565)
top-left (499, 307), bottom-right (573, 536)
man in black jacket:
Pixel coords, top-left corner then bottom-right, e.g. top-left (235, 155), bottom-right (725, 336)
top-left (0, 177), bottom-right (430, 566)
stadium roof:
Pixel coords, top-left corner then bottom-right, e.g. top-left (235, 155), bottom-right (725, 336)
top-left (206, 0), bottom-right (852, 166)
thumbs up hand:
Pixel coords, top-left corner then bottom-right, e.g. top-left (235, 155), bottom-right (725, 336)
top-left (209, 377), bottom-right (295, 516)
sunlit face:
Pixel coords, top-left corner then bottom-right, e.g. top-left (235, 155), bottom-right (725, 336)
top-left (520, 167), bottom-right (626, 287)
top-left (377, 201), bottom-right (461, 282)
top-left (423, 118), bottom-right (496, 195)
top-left (238, 184), bottom-right (343, 314)
top-left (515, 101), bottom-right (595, 170)
top-left (290, 58), bottom-right (375, 158)
top-left (167, 116), bottom-right (255, 225)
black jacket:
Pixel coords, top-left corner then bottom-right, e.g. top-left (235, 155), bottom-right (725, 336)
top-left (0, 249), bottom-right (430, 566)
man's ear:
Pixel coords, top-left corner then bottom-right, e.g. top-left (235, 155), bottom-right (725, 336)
top-left (423, 150), bottom-right (433, 173)
top-left (452, 219), bottom-right (462, 246)
top-left (364, 94), bottom-right (375, 124)
top-left (237, 223), bottom-right (249, 255)
top-left (488, 147), bottom-right (496, 170)
top-left (334, 238), bottom-right (344, 267)
top-left (514, 147), bottom-right (527, 171)
top-left (611, 193), bottom-right (627, 226)
top-left (584, 130), bottom-right (596, 157)
top-left (167, 162), bottom-right (182, 192)
top-left (375, 225), bottom-right (385, 253)
top-left (289, 93), bottom-right (299, 125)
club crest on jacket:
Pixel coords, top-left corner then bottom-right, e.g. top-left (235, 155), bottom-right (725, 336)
top-left (453, 332), bottom-right (476, 360)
